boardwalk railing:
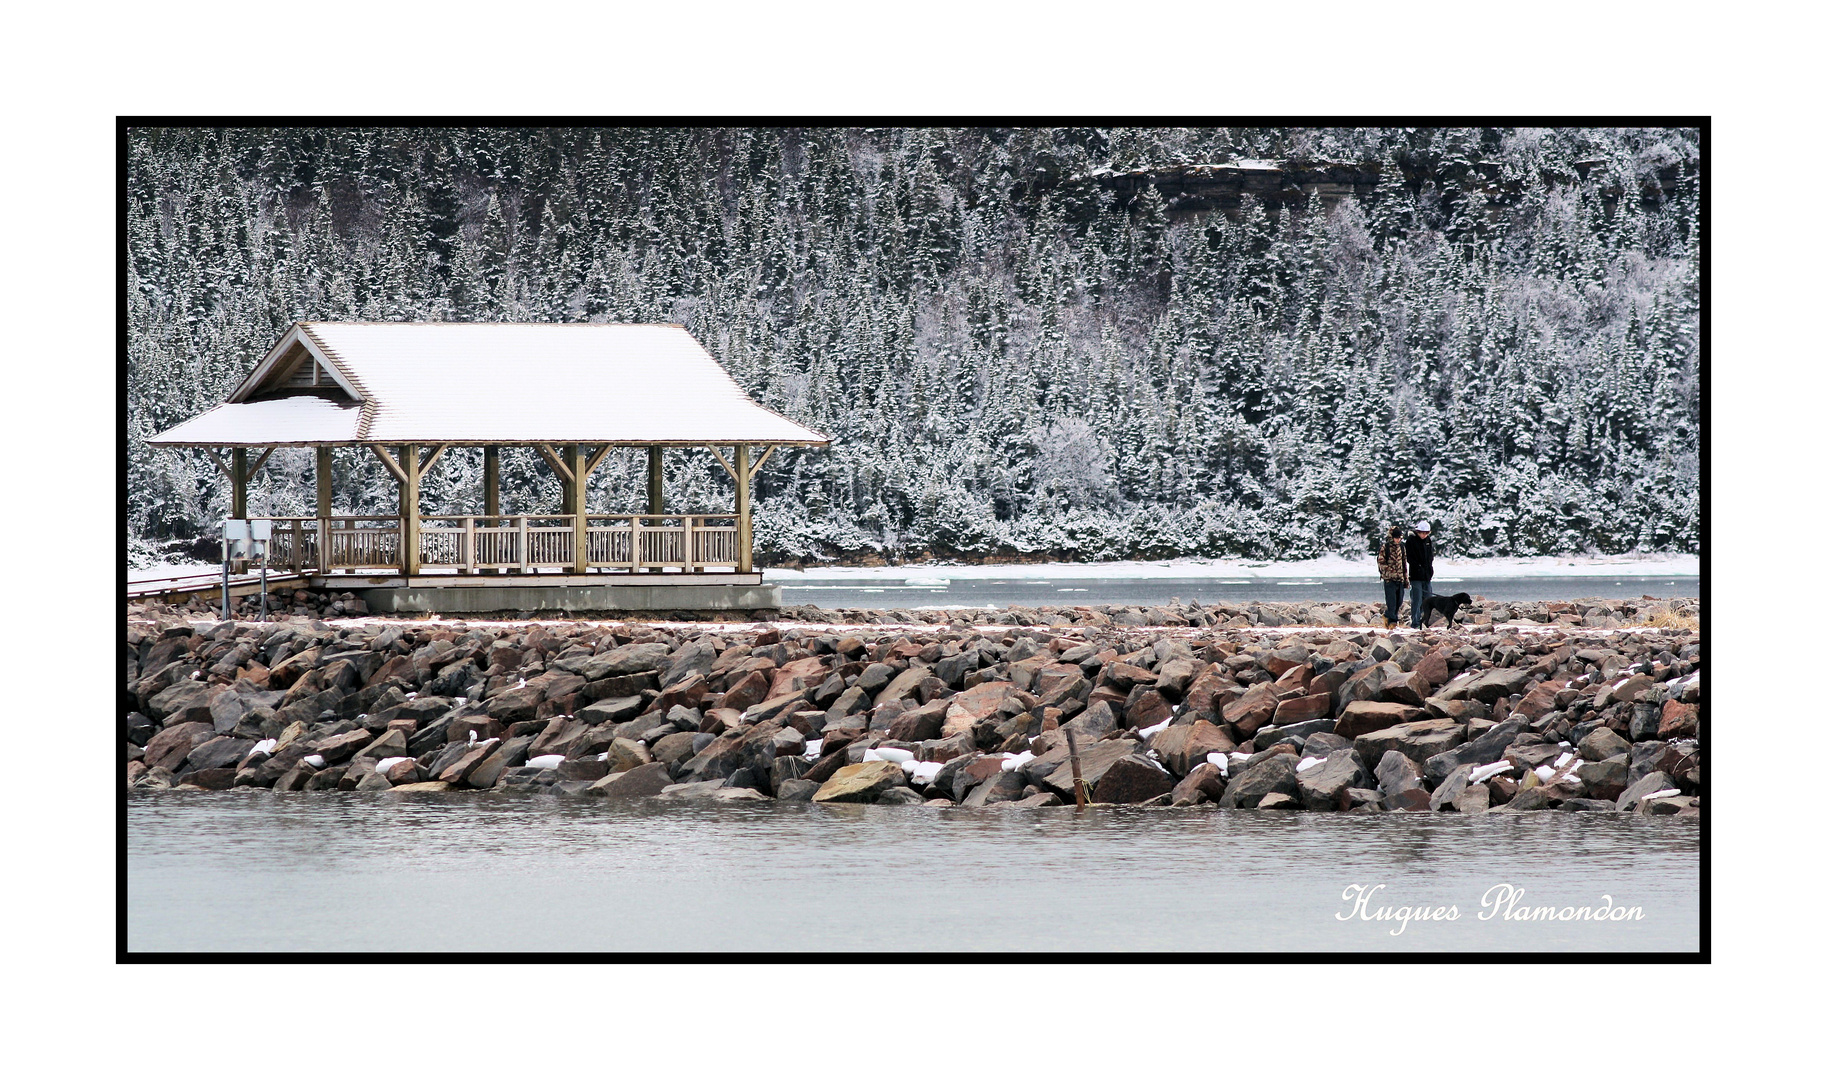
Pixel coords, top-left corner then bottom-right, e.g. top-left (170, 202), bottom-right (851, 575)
top-left (253, 514), bottom-right (741, 574)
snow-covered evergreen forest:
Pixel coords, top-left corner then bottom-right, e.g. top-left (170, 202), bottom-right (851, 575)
top-left (127, 126), bottom-right (1700, 565)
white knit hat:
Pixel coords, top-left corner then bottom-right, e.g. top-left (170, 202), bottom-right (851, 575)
top-left (1415, 520), bottom-right (1431, 532)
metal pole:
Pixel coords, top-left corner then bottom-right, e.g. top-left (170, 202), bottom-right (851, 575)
top-left (259, 543), bottom-right (269, 622)
top-left (221, 551), bottom-right (230, 621)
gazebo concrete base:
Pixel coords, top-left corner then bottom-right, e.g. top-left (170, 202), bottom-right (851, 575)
top-left (357, 580), bottom-right (782, 614)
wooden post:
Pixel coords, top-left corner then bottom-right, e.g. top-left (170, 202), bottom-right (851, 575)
top-left (646, 446), bottom-right (664, 573)
top-left (647, 447), bottom-right (664, 514)
top-left (645, 446), bottom-right (665, 572)
top-left (517, 516), bottom-right (529, 573)
top-left (483, 446), bottom-right (500, 517)
top-left (230, 448), bottom-right (248, 519)
top-left (735, 445), bottom-right (752, 574)
top-left (316, 446), bottom-right (333, 573)
top-left (228, 448), bottom-right (250, 574)
top-left (480, 447), bottom-right (500, 574)
top-left (569, 443), bottom-right (587, 574)
top-left (1066, 728), bottom-right (1089, 809)
top-left (399, 444), bottom-right (420, 577)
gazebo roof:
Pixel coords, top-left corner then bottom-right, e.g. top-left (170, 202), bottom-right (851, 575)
top-left (145, 322), bottom-right (831, 447)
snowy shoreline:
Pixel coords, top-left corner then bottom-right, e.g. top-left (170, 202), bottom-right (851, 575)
top-left (129, 552), bottom-right (1700, 586)
top-left (770, 553), bottom-right (1700, 583)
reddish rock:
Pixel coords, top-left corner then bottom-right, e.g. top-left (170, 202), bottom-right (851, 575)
top-left (587, 761), bottom-right (673, 799)
top-left (446, 716), bottom-right (503, 746)
top-left (1337, 662), bottom-right (1402, 709)
top-left (1273, 663), bottom-right (1314, 690)
top-left (1389, 787), bottom-right (1433, 811)
top-left (1092, 755), bottom-right (1175, 803)
top-left (437, 740), bottom-right (498, 784)
top-left (180, 767), bottom-right (237, 790)
top-left (888, 700), bottom-right (948, 742)
top-left (1123, 689), bottom-right (1173, 730)
top-left (1379, 670), bottom-right (1432, 708)
top-left (1659, 700), bottom-right (1699, 740)
top-left (142, 721), bottom-right (215, 773)
top-left (1170, 762), bottom-right (1227, 806)
top-left (1258, 647), bottom-right (1309, 677)
top-left (1353, 719), bottom-right (1466, 768)
top-left (744, 692), bottom-right (808, 725)
top-left (1182, 666), bottom-right (1237, 720)
top-left (943, 681), bottom-right (1015, 738)
top-left (1155, 658), bottom-right (1202, 700)
top-left (1610, 674), bottom-right (1655, 704)
top-left (528, 718), bottom-right (588, 758)
top-left (1414, 649), bottom-right (1450, 687)
top-left (1514, 680), bottom-right (1564, 721)
top-left (1223, 683), bottom-right (1281, 739)
top-left (1335, 701), bottom-right (1426, 739)
top-left (700, 707), bottom-right (742, 735)
top-left (1100, 662), bottom-right (1157, 691)
top-left (655, 673), bottom-right (708, 713)
top-left (485, 684), bottom-right (544, 725)
top-left (1272, 692), bottom-right (1331, 726)
top-left (1033, 661), bottom-right (1087, 694)
top-left (1148, 719), bottom-right (1235, 775)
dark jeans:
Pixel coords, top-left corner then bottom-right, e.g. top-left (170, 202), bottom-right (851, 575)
top-left (1409, 579), bottom-right (1434, 628)
top-left (1382, 580), bottom-right (1404, 623)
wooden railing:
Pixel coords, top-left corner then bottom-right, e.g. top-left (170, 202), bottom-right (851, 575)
top-left (252, 514), bottom-right (741, 574)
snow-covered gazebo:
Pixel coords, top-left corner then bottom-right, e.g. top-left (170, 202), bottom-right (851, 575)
top-left (145, 322), bottom-right (828, 608)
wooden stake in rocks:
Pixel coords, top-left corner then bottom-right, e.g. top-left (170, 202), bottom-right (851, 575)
top-left (1065, 727), bottom-right (1088, 809)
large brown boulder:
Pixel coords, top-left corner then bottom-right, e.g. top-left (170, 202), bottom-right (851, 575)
top-left (556, 642), bottom-right (671, 682)
top-left (1091, 755), bottom-right (1175, 804)
top-left (1335, 700), bottom-right (1426, 739)
top-left (146, 679), bottom-right (216, 725)
top-left (587, 761), bottom-right (675, 799)
top-left (1354, 719), bottom-right (1466, 769)
top-left (1272, 692), bottom-right (1331, 726)
top-left (1170, 763), bottom-right (1228, 806)
top-left (1218, 754), bottom-right (1301, 808)
top-left (1223, 683), bottom-right (1281, 739)
top-left (1336, 662), bottom-right (1401, 710)
top-left (1296, 750), bottom-right (1369, 810)
top-left (1148, 720), bottom-right (1234, 776)
top-left (142, 721), bottom-right (215, 772)
top-left (943, 681), bottom-right (1015, 738)
top-left (1181, 667), bottom-right (1236, 721)
top-left (812, 760), bottom-right (906, 803)
top-left (1032, 738), bottom-right (1140, 800)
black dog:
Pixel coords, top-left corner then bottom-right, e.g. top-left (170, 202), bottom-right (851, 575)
top-left (1423, 592), bottom-right (1474, 627)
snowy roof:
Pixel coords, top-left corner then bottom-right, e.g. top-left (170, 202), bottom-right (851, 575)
top-left (148, 396), bottom-right (363, 446)
top-left (145, 322), bottom-right (831, 447)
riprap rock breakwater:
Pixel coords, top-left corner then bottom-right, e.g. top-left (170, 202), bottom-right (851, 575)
top-left (124, 610), bottom-right (1701, 816)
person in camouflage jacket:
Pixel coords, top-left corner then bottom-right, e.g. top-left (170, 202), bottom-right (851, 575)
top-left (1377, 525), bottom-right (1407, 629)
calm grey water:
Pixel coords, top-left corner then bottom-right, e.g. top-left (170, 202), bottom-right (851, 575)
top-left (127, 792), bottom-right (1699, 954)
top-left (779, 576), bottom-right (1700, 611)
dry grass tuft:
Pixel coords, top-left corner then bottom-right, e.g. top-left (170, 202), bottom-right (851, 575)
top-left (1640, 611), bottom-right (1700, 631)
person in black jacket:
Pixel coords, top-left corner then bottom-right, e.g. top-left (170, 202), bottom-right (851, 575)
top-left (1376, 525), bottom-right (1407, 630)
top-left (1404, 521), bottom-right (1435, 629)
